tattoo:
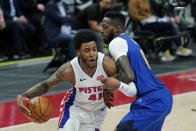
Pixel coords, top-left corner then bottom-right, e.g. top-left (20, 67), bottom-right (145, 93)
top-left (22, 81), bottom-right (50, 99)
top-left (21, 62), bottom-right (70, 99)
top-left (55, 63), bottom-right (67, 80)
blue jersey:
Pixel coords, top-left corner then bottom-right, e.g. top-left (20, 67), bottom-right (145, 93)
top-left (119, 34), bottom-right (166, 97)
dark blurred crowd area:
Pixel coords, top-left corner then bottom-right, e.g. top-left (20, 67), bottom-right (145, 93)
top-left (0, 0), bottom-right (196, 62)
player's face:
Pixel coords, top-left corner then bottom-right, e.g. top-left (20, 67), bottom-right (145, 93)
top-left (102, 17), bottom-right (115, 44)
top-left (77, 41), bottom-right (98, 68)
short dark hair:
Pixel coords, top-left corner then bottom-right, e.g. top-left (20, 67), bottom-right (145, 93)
top-left (73, 30), bottom-right (97, 50)
top-left (104, 11), bottom-right (125, 29)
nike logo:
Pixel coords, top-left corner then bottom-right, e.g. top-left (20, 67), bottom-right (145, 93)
top-left (80, 78), bottom-right (87, 81)
top-left (138, 98), bottom-right (142, 103)
top-left (101, 107), bottom-right (106, 111)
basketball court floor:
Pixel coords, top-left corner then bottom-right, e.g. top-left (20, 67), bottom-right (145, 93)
top-left (0, 50), bottom-right (196, 131)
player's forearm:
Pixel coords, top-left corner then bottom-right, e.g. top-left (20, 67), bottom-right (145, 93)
top-left (116, 56), bottom-right (134, 83)
top-left (21, 81), bottom-right (51, 99)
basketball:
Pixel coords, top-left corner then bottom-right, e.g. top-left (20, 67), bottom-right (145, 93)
top-left (27, 96), bottom-right (53, 123)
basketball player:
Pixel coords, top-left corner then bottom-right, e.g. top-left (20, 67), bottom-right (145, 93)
top-left (101, 11), bottom-right (173, 131)
top-left (16, 30), bottom-right (117, 131)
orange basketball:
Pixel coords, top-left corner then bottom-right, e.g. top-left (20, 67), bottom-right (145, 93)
top-left (27, 96), bottom-right (53, 123)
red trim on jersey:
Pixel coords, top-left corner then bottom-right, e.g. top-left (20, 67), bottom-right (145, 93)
top-left (57, 89), bottom-right (73, 127)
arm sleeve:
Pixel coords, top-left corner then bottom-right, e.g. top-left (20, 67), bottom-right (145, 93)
top-left (118, 82), bottom-right (137, 97)
top-left (109, 37), bottom-right (128, 62)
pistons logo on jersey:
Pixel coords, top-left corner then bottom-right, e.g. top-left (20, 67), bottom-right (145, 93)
top-left (96, 75), bottom-right (104, 81)
top-left (78, 86), bottom-right (103, 101)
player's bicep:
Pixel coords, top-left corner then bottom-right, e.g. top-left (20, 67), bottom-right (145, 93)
top-left (116, 55), bottom-right (134, 83)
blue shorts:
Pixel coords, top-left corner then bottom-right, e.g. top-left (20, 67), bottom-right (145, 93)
top-left (115, 88), bottom-right (173, 131)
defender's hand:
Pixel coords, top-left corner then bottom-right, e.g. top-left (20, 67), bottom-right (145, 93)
top-left (101, 77), bottom-right (120, 92)
top-left (103, 89), bottom-right (114, 109)
top-left (16, 95), bottom-right (31, 117)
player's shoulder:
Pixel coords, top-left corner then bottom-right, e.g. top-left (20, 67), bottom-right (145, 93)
top-left (109, 37), bottom-right (127, 49)
top-left (110, 37), bottom-right (126, 44)
top-left (57, 61), bottom-right (75, 84)
top-left (60, 61), bottom-right (72, 70)
top-left (57, 62), bottom-right (74, 77)
top-left (103, 55), bottom-right (114, 63)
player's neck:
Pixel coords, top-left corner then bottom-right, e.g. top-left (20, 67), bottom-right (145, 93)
top-left (115, 31), bottom-right (123, 37)
top-left (79, 60), bottom-right (97, 77)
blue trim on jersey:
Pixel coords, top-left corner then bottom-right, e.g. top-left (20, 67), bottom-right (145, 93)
top-left (119, 34), bottom-right (166, 97)
top-left (59, 87), bottom-right (76, 128)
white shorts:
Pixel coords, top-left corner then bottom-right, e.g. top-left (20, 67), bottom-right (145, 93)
top-left (58, 105), bottom-right (107, 131)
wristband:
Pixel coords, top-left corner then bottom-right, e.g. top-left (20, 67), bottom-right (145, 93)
top-left (118, 82), bottom-right (137, 97)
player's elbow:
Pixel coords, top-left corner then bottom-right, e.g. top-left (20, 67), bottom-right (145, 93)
top-left (40, 81), bottom-right (52, 93)
top-left (125, 73), bottom-right (134, 83)
top-left (118, 72), bottom-right (134, 84)
top-left (127, 73), bottom-right (134, 82)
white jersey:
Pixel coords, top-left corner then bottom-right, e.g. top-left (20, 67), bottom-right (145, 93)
top-left (61, 52), bottom-right (108, 111)
top-left (58, 53), bottom-right (108, 130)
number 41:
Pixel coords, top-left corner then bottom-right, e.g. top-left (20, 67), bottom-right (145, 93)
top-left (88, 93), bottom-right (102, 101)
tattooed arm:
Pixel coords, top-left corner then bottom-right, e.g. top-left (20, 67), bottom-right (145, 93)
top-left (21, 62), bottom-right (74, 98)
top-left (17, 62), bottom-right (75, 116)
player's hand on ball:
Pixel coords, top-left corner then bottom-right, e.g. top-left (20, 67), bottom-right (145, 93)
top-left (101, 77), bottom-right (120, 92)
top-left (103, 89), bottom-right (114, 109)
top-left (16, 95), bottom-right (31, 117)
